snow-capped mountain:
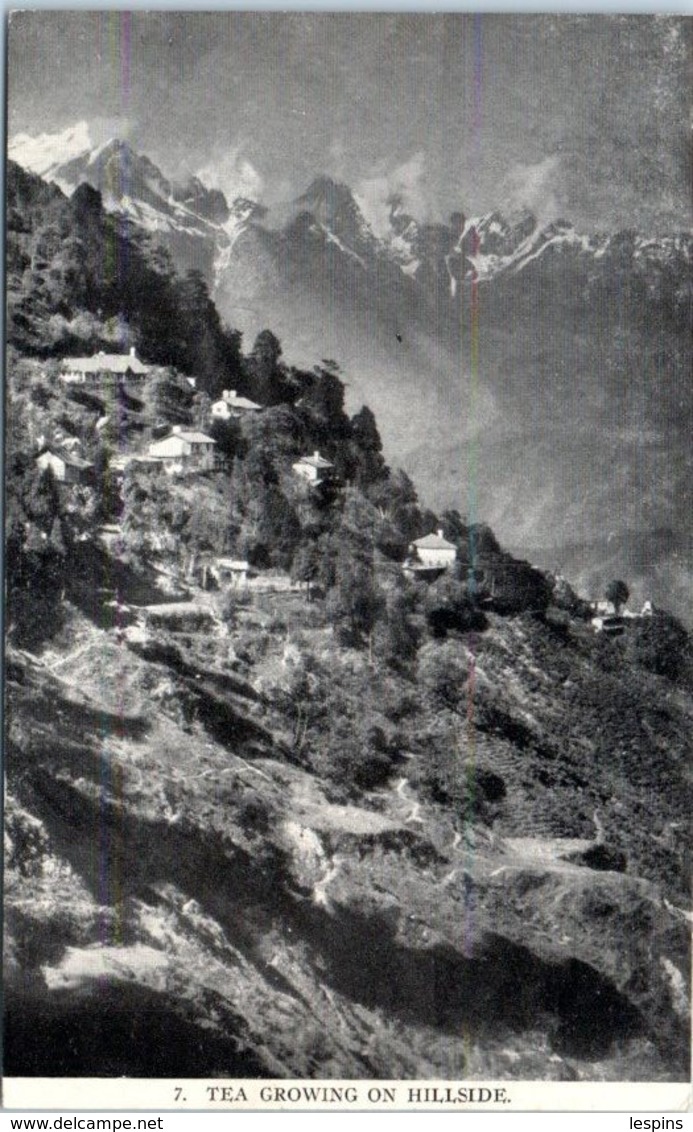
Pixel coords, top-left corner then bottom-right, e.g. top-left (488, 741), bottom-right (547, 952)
top-left (10, 126), bottom-right (690, 304)
top-left (9, 127), bottom-right (240, 279)
top-left (8, 121), bottom-right (93, 184)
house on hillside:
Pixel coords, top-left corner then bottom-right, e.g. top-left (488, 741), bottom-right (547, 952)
top-left (148, 426), bottom-right (216, 474)
top-left (292, 450), bottom-right (334, 485)
top-left (59, 347), bottom-right (150, 384)
top-left (211, 389), bottom-right (262, 420)
top-left (214, 558), bottom-right (251, 588)
top-left (36, 446), bottom-right (94, 485)
top-left (407, 530), bottom-right (457, 570)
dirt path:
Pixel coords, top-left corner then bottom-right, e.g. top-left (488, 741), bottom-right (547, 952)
top-left (313, 854), bottom-right (346, 910)
top-left (45, 639), bottom-right (98, 671)
top-left (395, 777), bottom-right (424, 825)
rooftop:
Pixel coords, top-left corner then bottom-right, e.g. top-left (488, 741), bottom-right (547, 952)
top-left (158, 427), bottom-right (216, 445)
top-left (216, 558), bottom-right (250, 570)
top-left (412, 530), bottom-right (456, 550)
top-left (60, 349), bottom-right (149, 375)
top-left (217, 390), bottom-right (262, 410)
top-left (37, 446), bottom-right (93, 470)
top-left (296, 450), bottom-right (334, 469)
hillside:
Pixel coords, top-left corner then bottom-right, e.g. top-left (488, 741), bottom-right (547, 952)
top-left (6, 600), bottom-right (692, 1080)
top-left (8, 141), bottom-right (692, 624)
top-left (4, 336), bottom-right (692, 1082)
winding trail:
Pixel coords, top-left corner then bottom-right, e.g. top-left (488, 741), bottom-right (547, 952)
top-left (396, 777), bottom-right (424, 825)
top-left (313, 854), bottom-right (346, 910)
top-left (45, 640), bottom-right (97, 671)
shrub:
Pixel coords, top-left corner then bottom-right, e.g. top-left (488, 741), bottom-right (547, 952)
top-left (236, 791), bottom-right (273, 837)
top-left (328, 722), bottom-right (397, 790)
top-left (424, 574), bottom-right (487, 637)
top-left (29, 382), bottom-right (51, 407)
top-left (627, 613), bottom-right (691, 683)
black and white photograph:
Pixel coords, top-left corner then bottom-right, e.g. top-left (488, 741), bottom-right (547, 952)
top-left (4, 10), bottom-right (691, 1105)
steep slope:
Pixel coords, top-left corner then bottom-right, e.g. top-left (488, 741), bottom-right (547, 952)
top-left (5, 599), bottom-right (691, 1081)
top-left (4, 320), bottom-right (691, 1081)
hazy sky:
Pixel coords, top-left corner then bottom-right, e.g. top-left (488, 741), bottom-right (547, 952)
top-left (7, 12), bottom-right (691, 231)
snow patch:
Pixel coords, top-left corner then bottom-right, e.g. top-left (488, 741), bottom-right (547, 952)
top-left (9, 121), bottom-right (92, 178)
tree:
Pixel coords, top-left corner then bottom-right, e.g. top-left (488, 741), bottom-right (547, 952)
top-left (326, 546), bottom-right (386, 650)
top-left (191, 390), bottom-right (213, 429)
top-left (441, 509), bottom-right (468, 543)
top-left (291, 542), bottom-right (322, 600)
top-left (369, 469), bottom-right (423, 543)
top-left (419, 640), bottom-right (471, 718)
top-left (255, 488), bottom-right (301, 570)
top-left (551, 574), bottom-right (589, 617)
top-left (209, 418), bottom-right (246, 464)
top-left (628, 613), bottom-right (691, 682)
top-left (350, 405), bottom-right (386, 488)
top-left (301, 365), bottom-right (349, 431)
top-left (247, 329), bottom-right (288, 406)
top-left (605, 579), bottom-right (630, 614)
top-left (6, 461), bottom-right (67, 646)
top-left (25, 465), bottom-right (60, 529)
top-left (150, 370), bottom-right (193, 425)
top-left (375, 592), bottom-right (421, 668)
top-left (424, 572), bottom-right (487, 637)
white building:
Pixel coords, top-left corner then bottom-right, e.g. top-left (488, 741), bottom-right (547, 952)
top-left (148, 426), bottom-right (216, 474)
top-left (292, 450), bottom-right (334, 485)
top-left (409, 529), bottom-right (457, 570)
top-left (214, 558), bottom-right (251, 588)
top-left (59, 347), bottom-right (150, 384)
top-left (211, 390), bottom-right (262, 420)
top-left (36, 446), bottom-right (93, 485)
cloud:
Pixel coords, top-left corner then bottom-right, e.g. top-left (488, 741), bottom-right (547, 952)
top-left (196, 145), bottom-right (264, 203)
top-left (354, 151), bottom-right (430, 236)
top-left (497, 155), bottom-right (563, 223)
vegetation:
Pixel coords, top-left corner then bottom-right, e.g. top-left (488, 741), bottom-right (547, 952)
top-left (5, 156), bottom-right (691, 837)
top-left (606, 578), bottom-right (630, 613)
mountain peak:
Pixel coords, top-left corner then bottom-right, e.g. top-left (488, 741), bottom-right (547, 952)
top-left (297, 175), bottom-right (360, 215)
top-left (8, 121), bottom-right (92, 180)
top-left (293, 174), bottom-right (380, 257)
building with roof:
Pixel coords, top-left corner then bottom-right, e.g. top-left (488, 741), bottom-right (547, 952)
top-left (292, 450), bottom-right (334, 485)
top-left (148, 426), bottom-right (216, 474)
top-left (407, 529), bottom-right (457, 570)
top-left (36, 446), bottom-right (94, 485)
top-left (211, 389), bottom-right (262, 420)
top-left (59, 347), bottom-right (150, 384)
top-left (214, 558), bottom-right (251, 588)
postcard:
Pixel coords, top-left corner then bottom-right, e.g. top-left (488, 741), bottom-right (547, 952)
top-left (4, 11), bottom-right (691, 1112)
